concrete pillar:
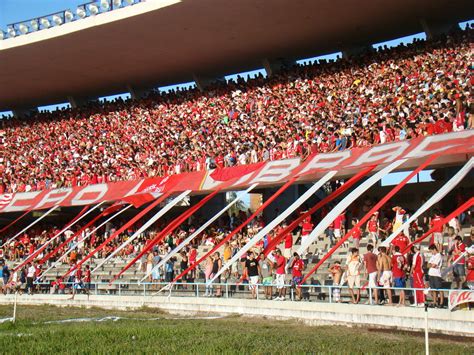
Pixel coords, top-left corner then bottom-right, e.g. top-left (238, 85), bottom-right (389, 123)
top-left (67, 96), bottom-right (97, 109)
top-left (192, 74), bottom-right (225, 91)
top-left (262, 58), bottom-right (295, 77)
top-left (190, 193), bottom-right (227, 222)
top-left (420, 19), bottom-right (460, 39)
top-left (342, 45), bottom-right (372, 59)
top-left (262, 184), bottom-right (326, 225)
top-left (262, 185), bottom-right (299, 224)
top-left (127, 85), bottom-right (154, 100)
top-left (12, 107), bottom-right (38, 118)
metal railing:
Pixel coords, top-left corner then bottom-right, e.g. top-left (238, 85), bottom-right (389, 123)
top-left (1, 0), bottom-right (144, 40)
top-left (18, 280), bottom-right (469, 310)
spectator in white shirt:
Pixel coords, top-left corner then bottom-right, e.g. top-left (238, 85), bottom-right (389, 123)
top-left (428, 244), bottom-right (444, 308)
top-left (26, 262), bottom-right (36, 295)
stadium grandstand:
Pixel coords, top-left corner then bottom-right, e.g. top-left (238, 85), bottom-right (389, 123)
top-left (0, 0), bottom-right (473, 347)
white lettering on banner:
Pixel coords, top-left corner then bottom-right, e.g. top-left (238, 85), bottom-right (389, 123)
top-left (230, 172), bottom-right (258, 188)
top-left (349, 141), bottom-right (410, 167)
top-left (200, 172), bottom-right (227, 191)
top-left (34, 188), bottom-right (73, 209)
top-left (123, 179), bottom-right (145, 197)
top-left (249, 158), bottom-right (300, 184)
top-left (449, 290), bottom-right (474, 310)
top-left (300, 151), bottom-right (351, 175)
top-left (71, 184), bottom-right (108, 205)
top-left (405, 131), bottom-right (474, 159)
top-left (3, 191), bottom-right (42, 212)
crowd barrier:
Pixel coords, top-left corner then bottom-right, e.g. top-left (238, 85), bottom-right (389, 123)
top-left (22, 280), bottom-right (471, 310)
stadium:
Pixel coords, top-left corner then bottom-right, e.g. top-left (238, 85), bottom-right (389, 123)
top-left (0, 0), bottom-right (473, 352)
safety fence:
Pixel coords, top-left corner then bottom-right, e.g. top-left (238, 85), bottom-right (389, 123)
top-left (17, 281), bottom-right (471, 310)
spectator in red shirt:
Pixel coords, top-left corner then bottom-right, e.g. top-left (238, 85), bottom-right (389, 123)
top-left (349, 218), bottom-right (362, 249)
top-left (333, 212), bottom-right (346, 245)
top-left (430, 210), bottom-right (445, 253)
top-left (273, 249), bottom-right (287, 301)
top-left (363, 244), bottom-right (379, 304)
top-left (290, 253), bottom-right (305, 301)
top-left (391, 233), bottom-right (410, 254)
top-left (409, 245), bottom-right (425, 306)
top-left (466, 248), bottom-right (474, 290)
top-left (391, 246), bottom-right (407, 306)
top-left (449, 236), bottom-right (466, 289)
top-left (366, 213), bottom-right (380, 246)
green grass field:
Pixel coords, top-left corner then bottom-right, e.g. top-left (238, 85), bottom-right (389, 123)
top-left (0, 304), bottom-right (472, 354)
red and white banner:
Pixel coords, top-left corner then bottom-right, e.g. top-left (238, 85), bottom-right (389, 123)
top-left (0, 131), bottom-right (473, 213)
top-left (449, 290), bottom-right (474, 310)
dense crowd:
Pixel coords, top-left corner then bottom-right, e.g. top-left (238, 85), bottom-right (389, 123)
top-left (1, 28), bottom-right (473, 194)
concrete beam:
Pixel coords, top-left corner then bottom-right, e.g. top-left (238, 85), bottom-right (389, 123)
top-left (67, 95), bottom-right (98, 109)
top-left (192, 74), bottom-right (225, 91)
top-left (342, 45), bottom-right (372, 59)
top-left (12, 107), bottom-right (38, 119)
top-left (262, 58), bottom-right (295, 77)
top-left (420, 19), bottom-right (460, 39)
top-left (127, 85), bottom-right (154, 100)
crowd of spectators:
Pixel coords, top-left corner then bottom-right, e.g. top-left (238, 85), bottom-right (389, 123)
top-left (2, 193), bottom-right (473, 308)
top-left (1, 28), bottom-right (473, 194)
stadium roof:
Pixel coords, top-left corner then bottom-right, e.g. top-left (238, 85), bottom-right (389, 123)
top-left (0, 0), bottom-right (472, 111)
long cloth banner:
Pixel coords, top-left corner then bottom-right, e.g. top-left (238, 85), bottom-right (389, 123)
top-left (1, 205), bottom-right (58, 248)
top-left (170, 175), bottom-right (301, 285)
top-left (208, 170), bottom-right (337, 285)
top-left (110, 187), bottom-right (225, 283)
top-left (1, 131), bottom-right (472, 214)
top-left (39, 202), bottom-right (126, 266)
top-left (299, 155), bottom-right (439, 285)
top-left (62, 192), bottom-right (173, 279)
top-left (141, 183), bottom-right (259, 283)
top-left (92, 190), bottom-right (192, 273)
top-left (38, 204), bottom-right (133, 280)
top-left (0, 209), bottom-right (30, 234)
top-left (13, 204), bottom-right (96, 272)
top-left (297, 159), bottom-right (406, 256)
top-left (263, 165), bottom-right (376, 255)
top-left (380, 157), bottom-right (474, 247)
top-left (404, 197), bottom-right (474, 255)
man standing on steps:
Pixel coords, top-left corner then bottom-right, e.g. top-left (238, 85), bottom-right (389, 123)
top-left (289, 253), bottom-right (305, 301)
top-left (26, 262), bottom-right (36, 295)
top-left (410, 245), bottom-right (425, 306)
top-left (377, 247), bottom-right (393, 305)
top-left (391, 246), bottom-right (407, 306)
top-left (346, 248), bottom-right (363, 304)
top-left (428, 244), bottom-right (444, 308)
top-left (245, 252), bottom-right (261, 299)
top-left (363, 244), bottom-right (378, 304)
top-left (450, 236), bottom-right (466, 289)
top-left (366, 212), bottom-right (380, 246)
top-left (273, 249), bottom-right (287, 301)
